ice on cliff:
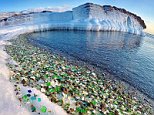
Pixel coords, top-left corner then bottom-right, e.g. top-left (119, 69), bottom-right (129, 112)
top-left (0, 3), bottom-right (146, 35)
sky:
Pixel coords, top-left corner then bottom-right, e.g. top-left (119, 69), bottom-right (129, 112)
top-left (0, 0), bottom-right (153, 34)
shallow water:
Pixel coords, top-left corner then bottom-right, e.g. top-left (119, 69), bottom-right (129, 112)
top-left (29, 31), bottom-right (154, 99)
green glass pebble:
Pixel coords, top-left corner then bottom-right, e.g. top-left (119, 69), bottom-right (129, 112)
top-left (91, 100), bottom-right (97, 106)
top-left (22, 95), bottom-right (29, 102)
top-left (52, 75), bottom-right (58, 79)
top-left (57, 76), bottom-right (62, 80)
top-left (102, 90), bottom-right (105, 94)
top-left (76, 107), bottom-right (87, 113)
top-left (72, 67), bottom-right (77, 72)
top-left (127, 108), bottom-right (131, 112)
top-left (61, 73), bottom-right (68, 77)
top-left (114, 101), bottom-right (118, 105)
top-left (40, 106), bottom-right (47, 113)
top-left (49, 88), bottom-right (55, 93)
top-left (38, 98), bottom-right (41, 102)
top-left (46, 82), bottom-right (51, 86)
top-left (52, 75), bottom-right (62, 80)
top-left (65, 66), bottom-right (69, 69)
top-left (109, 112), bottom-right (114, 115)
top-left (44, 74), bottom-right (49, 78)
top-left (55, 86), bottom-right (61, 92)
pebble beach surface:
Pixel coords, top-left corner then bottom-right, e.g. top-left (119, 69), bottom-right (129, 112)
top-left (5, 34), bottom-right (153, 115)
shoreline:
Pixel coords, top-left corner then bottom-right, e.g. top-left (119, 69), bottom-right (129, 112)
top-left (28, 33), bottom-right (154, 108)
top-left (4, 33), bottom-right (153, 114)
top-left (0, 31), bottom-right (68, 115)
top-left (27, 32), bottom-right (154, 102)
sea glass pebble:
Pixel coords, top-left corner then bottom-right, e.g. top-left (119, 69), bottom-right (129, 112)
top-left (28, 90), bottom-right (32, 93)
top-left (31, 96), bottom-right (36, 101)
top-left (40, 106), bottom-right (47, 113)
top-left (38, 98), bottom-right (41, 102)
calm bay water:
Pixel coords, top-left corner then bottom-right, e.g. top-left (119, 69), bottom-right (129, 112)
top-left (29, 31), bottom-right (154, 99)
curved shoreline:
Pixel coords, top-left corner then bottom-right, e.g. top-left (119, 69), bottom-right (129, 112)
top-left (3, 32), bottom-right (153, 114)
top-left (0, 23), bottom-right (153, 114)
top-left (28, 33), bottom-right (154, 105)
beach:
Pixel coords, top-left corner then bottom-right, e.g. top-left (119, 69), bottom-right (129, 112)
top-left (0, 30), bottom-right (67, 115)
top-left (3, 33), bottom-right (153, 114)
top-left (0, 1), bottom-right (154, 115)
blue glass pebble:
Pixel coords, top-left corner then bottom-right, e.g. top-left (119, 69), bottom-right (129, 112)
top-left (28, 90), bottom-right (32, 93)
top-left (31, 96), bottom-right (36, 101)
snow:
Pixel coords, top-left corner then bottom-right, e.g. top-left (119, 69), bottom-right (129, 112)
top-left (18, 85), bottom-right (67, 115)
top-left (0, 3), bottom-right (145, 35)
top-left (0, 29), bottom-right (68, 115)
top-left (0, 40), bottom-right (31, 115)
top-left (72, 3), bottom-right (144, 34)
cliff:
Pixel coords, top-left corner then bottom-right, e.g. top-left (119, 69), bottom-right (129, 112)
top-left (0, 3), bottom-right (146, 35)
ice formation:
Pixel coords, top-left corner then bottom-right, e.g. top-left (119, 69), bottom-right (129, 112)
top-left (0, 3), bottom-right (146, 35)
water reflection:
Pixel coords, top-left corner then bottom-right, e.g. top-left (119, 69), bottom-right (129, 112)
top-left (85, 32), bottom-right (142, 50)
top-left (29, 31), bottom-right (154, 99)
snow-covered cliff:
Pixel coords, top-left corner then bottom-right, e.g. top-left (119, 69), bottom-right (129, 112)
top-left (72, 3), bottom-right (146, 34)
top-left (0, 3), bottom-right (146, 35)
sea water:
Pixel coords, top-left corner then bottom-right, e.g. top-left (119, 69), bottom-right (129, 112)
top-left (28, 31), bottom-right (154, 99)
